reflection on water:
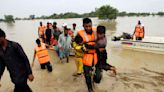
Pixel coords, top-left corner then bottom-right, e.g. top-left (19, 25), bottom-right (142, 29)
top-left (6, 22), bottom-right (15, 28)
top-left (98, 20), bottom-right (117, 32)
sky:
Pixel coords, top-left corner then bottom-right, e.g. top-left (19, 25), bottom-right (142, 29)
top-left (0, 0), bottom-right (164, 18)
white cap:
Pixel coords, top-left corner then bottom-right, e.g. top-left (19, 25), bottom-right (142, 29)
top-left (62, 23), bottom-right (67, 27)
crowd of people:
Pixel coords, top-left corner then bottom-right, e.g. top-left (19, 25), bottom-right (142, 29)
top-left (0, 18), bottom-right (117, 92)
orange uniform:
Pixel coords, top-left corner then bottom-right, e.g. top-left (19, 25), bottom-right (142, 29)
top-left (78, 28), bottom-right (97, 66)
top-left (134, 25), bottom-right (144, 38)
top-left (35, 43), bottom-right (50, 64)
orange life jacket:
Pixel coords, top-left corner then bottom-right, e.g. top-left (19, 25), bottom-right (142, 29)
top-left (134, 25), bottom-right (144, 38)
top-left (78, 28), bottom-right (97, 66)
top-left (38, 25), bottom-right (46, 35)
top-left (35, 43), bottom-right (50, 64)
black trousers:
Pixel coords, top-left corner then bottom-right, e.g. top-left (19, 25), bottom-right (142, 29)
top-left (97, 50), bottom-right (113, 71)
top-left (40, 62), bottom-right (52, 72)
top-left (83, 65), bottom-right (102, 91)
top-left (136, 37), bottom-right (142, 40)
top-left (46, 37), bottom-right (51, 45)
top-left (14, 82), bottom-right (32, 92)
top-left (40, 34), bottom-right (45, 43)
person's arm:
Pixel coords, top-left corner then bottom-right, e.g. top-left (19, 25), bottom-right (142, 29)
top-left (0, 60), bottom-right (5, 82)
top-left (32, 50), bottom-right (36, 67)
top-left (85, 43), bottom-right (95, 49)
top-left (16, 43), bottom-right (34, 81)
top-left (16, 43), bottom-right (32, 75)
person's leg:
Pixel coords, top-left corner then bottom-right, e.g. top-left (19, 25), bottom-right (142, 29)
top-left (14, 82), bottom-right (32, 92)
top-left (78, 58), bottom-right (83, 74)
top-left (65, 49), bottom-right (70, 63)
top-left (40, 64), bottom-right (46, 69)
top-left (139, 37), bottom-right (142, 40)
top-left (48, 38), bottom-right (51, 45)
top-left (66, 56), bottom-right (69, 63)
top-left (93, 66), bottom-right (102, 84)
top-left (102, 63), bottom-right (112, 71)
top-left (72, 58), bottom-right (79, 76)
top-left (46, 62), bottom-right (53, 72)
top-left (83, 65), bottom-right (93, 92)
top-left (102, 63), bottom-right (117, 75)
top-left (58, 49), bottom-right (64, 63)
top-left (41, 35), bottom-right (45, 43)
top-left (46, 37), bottom-right (50, 45)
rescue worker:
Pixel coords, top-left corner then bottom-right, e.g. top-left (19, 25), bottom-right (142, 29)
top-left (77, 18), bottom-right (101, 92)
top-left (38, 22), bottom-right (46, 42)
top-left (32, 39), bottom-right (52, 72)
top-left (133, 20), bottom-right (145, 40)
top-left (0, 29), bottom-right (34, 92)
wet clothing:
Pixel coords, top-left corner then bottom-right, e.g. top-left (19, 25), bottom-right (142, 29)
top-left (57, 33), bottom-right (72, 59)
top-left (53, 26), bottom-right (61, 40)
top-left (72, 42), bottom-right (85, 58)
top-left (136, 37), bottom-right (142, 40)
top-left (38, 25), bottom-right (46, 43)
top-left (72, 42), bottom-right (85, 74)
top-left (40, 62), bottom-right (52, 72)
top-left (95, 36), bottom-right (113, 71)
top-left (77, 28), bottom-right (100, 92)
top-left (133, 24), bottom-right (144, 40)
top-left (96, 50), bottom-right (112, 71)
top-left (0, 40), bottom-right (32, 91)
top-left (83, 65), bottom-right (102, 91)
top-left (78, 28), bottom-right (98, 66)
top-left (14, 82), bottom-right (32, 92)
top-left (34, 43), bottom-right (52, 72)
top-left (45, 28), bottom-right (53, 45)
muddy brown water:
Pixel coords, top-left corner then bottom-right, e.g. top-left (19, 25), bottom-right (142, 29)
top-left (0, 17), bottom-right (164, 92)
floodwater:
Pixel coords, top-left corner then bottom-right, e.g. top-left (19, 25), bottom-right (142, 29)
top-left (0, 16), bottom-right (164, 92)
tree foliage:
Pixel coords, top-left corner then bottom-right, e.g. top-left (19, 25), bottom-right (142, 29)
top-left (96, 5), bottom-right (118, 20)
top-left (4, 15), bottom-right (15, 23)
top-left (157, 12), bottom-right (164, 16)
top-left (29, 15), bottom-right (35, 19)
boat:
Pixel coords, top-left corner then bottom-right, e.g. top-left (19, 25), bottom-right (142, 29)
top-left (121, 36), bottom-right (164, 54)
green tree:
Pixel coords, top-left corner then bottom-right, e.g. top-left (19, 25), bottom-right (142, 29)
top-left (157, 12), bottom-right (164, 16)
top-left (96, 5), bottom-right (118, 20)
top-left (4, 15), bottom-right (15, 23)
top-left (29, 15), bottom-right (35, 19)
top-left (118, 11), bottom-right (127, 16)
top-left (0, 19), bottom-right (4, 22)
